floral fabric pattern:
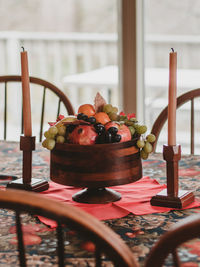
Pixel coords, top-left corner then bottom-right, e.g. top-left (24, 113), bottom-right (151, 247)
top-left (0, 141), bottom-right (200, 266)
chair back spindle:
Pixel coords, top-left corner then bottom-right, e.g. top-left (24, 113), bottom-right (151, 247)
top-left (57, 98), bottom-right (61, 118)
top-left (39, 86), bottom-right (46, 142)
top-left (56, 222), bottom-right (65, 267)
top-left (15, 211), bottom-right (27, 267)
top-left (4, 82), bottom-right (7, 140)
top-left (145, 214), bottom-right (200, 267)
top-left (95, 246), bottom-right (102, 267)
top-left (0, 75), bottom-right (75, 142)
top-left (191, 98), bottom-right (194, 154)
top-left (151, 88), bottom-right (200, 154)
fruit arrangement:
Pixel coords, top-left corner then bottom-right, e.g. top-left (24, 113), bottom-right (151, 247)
top-left (42, 93), bottom-right (156, 159)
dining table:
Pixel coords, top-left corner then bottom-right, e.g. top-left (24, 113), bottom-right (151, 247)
top-left (0, 140), bottom-right (200, 266)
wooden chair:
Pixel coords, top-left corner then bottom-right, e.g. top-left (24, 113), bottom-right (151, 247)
top-left (145, 214), bottom-right (200, 267)
top-left (0, 189), bottom-right (138, 267)
top-left (151, 88), bottom-right (200, 153)
top-left (0, 75), bottom-right (75, 142)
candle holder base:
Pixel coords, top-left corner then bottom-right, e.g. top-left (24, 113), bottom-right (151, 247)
top-left (151, 189), bottom-right (194, 209)
top-left (7, 178), bottom-right (49, 192)
top-left (6, 135), bottom-right (49, 192)
top-left (151, 144), bottom-right (195, 209)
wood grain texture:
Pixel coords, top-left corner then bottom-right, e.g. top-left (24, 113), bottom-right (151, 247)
top-left (0, 189), bottom-right (138, 267)
top-left (50, 139), bottom-right (142, 188)
top-left (150, 144), bottom-right (194, 209)
top-left (145, 214), bottom-right (200, 267)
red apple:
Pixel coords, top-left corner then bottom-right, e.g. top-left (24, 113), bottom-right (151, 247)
top-left (105, 121), bottom-right (131, 142)
top-left (69, 125), bottom-right (98, 145)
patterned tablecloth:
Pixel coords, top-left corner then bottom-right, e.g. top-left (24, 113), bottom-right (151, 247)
top-left (0, 141), bottom-right (200, 266)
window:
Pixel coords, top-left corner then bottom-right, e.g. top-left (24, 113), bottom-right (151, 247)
top-left (144, 0), bottom-right (200, 153)
top-left (0, 0), bottom-right (119, 140)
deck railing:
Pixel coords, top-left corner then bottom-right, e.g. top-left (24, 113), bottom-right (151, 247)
top-left (0, 31), bottom-right (118, 87)
top-left (1, 31), bottom-right (200, 149)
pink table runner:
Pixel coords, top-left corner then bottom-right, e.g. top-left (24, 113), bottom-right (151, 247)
top-left (39, 176), bottom-right (200, 227)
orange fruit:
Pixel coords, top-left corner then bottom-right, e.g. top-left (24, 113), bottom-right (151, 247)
top-left (94, 112), bottom-right (111, 125)
top-left (78, 104), bottom-right (95, 117)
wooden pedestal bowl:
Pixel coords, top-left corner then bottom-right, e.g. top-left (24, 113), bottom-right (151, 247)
top-left (50, 138), bottom-right (142, 204)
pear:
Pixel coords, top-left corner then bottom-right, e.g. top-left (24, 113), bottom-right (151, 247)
top-left (55, 116), bottom-right (77, 128)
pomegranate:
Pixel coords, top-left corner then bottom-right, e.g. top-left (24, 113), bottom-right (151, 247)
top-left (69, 125), bottom-right (98, 145)
top-left (105, 121), bottom-right (131, 142)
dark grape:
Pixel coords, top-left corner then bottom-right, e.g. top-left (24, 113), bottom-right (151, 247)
top-left (77, 113), bottom-right (84, 120)
top-left (113, 134), bottom-right (121, 143)
top-left (81, 114), bottom-right (88, 121)
top-left (88, 116), bottom-right (96, 124)
top-left (96, 133), bottom-right (106, 144)
top-left (67, 124), bottom-right (76, 133)
top-left (94, 123), bottom-right (105, 134)
top-left (108, 127), bottom-right (118, 135)
top-left (105, 132), bottom-right (112, 143)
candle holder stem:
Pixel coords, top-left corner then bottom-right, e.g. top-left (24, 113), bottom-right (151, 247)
top-left (7, 136), bottom-right (49, 192)
top-left (151, 144), bottom-right (194, 208)
top-left (165, 145), bottom-right (179, 197)
top-left (21, 135), bottom-right (35, 184)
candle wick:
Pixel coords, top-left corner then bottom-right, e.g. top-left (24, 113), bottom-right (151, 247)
top-left (21, 46), bottom-right (25, 52)
top-left (171, 47), bottom-right (174, 53)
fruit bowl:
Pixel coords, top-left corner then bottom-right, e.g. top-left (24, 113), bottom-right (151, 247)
top-left (44, 93), bottom-right (155, 203)
top-left (50, 137), bottom-right (142, 204)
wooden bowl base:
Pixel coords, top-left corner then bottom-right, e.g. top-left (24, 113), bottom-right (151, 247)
top-left (72, 187), bottom-right (121, 204)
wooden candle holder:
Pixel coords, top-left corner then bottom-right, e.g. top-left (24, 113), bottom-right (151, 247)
top-left (151, 144), bottom-right (194, 208)
top-left (7, 136), bottom-right (49, 192)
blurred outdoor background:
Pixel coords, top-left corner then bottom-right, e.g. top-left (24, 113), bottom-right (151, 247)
top-left (0, 0), bottom-right (200, 153)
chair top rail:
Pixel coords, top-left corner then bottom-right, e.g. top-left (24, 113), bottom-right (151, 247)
top-left (145, 214), bottom-right (200, 267)
top-left (0, 75), bottom-right (75, 115)
top-left (151, 88), bottom-right (200, 152)
top-left (0, 189), bottom-right (138, 267)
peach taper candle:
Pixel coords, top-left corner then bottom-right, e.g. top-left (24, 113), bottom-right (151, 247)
top-left (168, 48), bottom-right (177, 146)
top-left (21, 47), bottom-right (32, 136)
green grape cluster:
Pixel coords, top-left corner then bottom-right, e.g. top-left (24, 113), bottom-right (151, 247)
top-left (102, 104), bottom-right (156, 159)
top-left (137, 134), bottom-right (156, 160)
top-left (42, 124), bottom-right (66, 150)
top-left (117, 114), bottom-right (148, 140)
top-left (103, 104), bottom-right (119, 121)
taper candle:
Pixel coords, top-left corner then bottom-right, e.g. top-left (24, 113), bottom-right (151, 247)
top-left (21, 47), bottom-right (32, 136)
top-left (168, 48), bottom-right (177, 146)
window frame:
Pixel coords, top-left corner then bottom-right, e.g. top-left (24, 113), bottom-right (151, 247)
top-left (119, 0), bottom-right (145, 122)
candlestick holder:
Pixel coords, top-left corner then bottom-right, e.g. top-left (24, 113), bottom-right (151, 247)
top-left (7, 135), bottom-right (49, 192)
top-left (151, 144), bottom-right (194, 208)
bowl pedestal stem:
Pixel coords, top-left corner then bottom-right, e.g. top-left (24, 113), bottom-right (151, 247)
top-left (72, 187), bottom-right (121, 204)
